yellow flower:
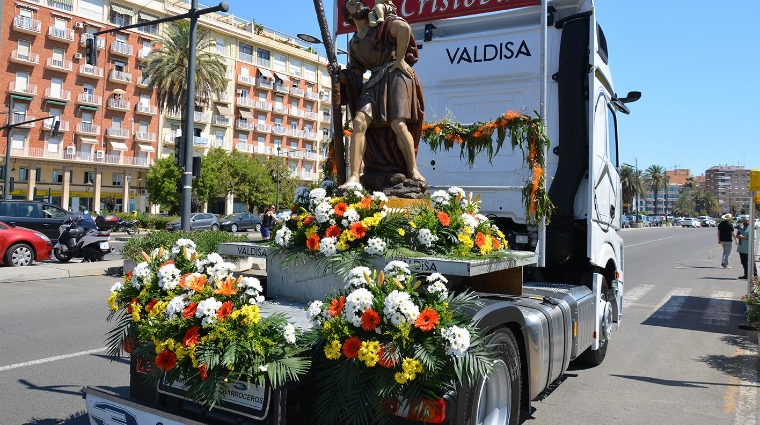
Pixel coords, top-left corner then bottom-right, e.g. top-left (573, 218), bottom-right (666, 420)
top-left (107, 292), bottom-right (118, 311)
top-left (398, 228), bottom-right (405, 236)
top-left (395, 372), bottom-right (408, 384)
top-left (324, 340), bottom-right (342, 360)
top-left (337, 240), bottom-right (349, 251)
top-left (149, 301), bottom-right (168, 318)
top-left (358, 340), bottom-right (381, 367)
top-left (409, 222), bottom-right (417, 228)
top-left (131, 301), bottom-right (141, 323)
top-left (361, 216), bottom-right (380, 228)
top-left (341, 229), bottom-right (356, 242)
top-left (175, 346), bottom-right (190, 360)
top-left (189, 348), bottom-right (198, 368)
top-left (231, 304), bottom-right (261, 326)
top-left (305, 225), bottom-right (319, 238)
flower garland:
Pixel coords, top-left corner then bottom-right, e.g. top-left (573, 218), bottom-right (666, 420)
top-left (421, 111), bottom-right (554, 225)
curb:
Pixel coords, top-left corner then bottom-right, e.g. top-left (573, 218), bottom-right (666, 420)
top-left (0, 260), bottom-right (124, 283)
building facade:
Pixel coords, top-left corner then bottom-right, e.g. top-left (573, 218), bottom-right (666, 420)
top-left (705, 166), bottom-right (751, 214)
top-left (1, 0), bottom-right (330, 213)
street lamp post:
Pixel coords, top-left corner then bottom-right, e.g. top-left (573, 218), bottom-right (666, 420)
top-left (126, 174), bottom-right (132, 211)
top-left (275, 147), bottom-right (290, 212)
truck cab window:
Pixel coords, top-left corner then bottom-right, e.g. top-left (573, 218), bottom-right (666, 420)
top-left (607, 106), bottom-right (619, 168)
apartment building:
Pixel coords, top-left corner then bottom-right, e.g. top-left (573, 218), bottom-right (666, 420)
top-left (0, 0), bottom-right (330, 213)
top-left (705, 166), bottom-right (751, 214)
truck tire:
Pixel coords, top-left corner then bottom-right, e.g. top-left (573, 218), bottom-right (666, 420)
top-left (578, 280), bottom-right (611, 366)
top-left (463, 328), bottom-right (521, 425)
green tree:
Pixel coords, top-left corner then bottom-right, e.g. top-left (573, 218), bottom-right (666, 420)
top-left (643, 165), bottom-right (670, 216)
top-left (193, 148), bottom-right (228, 206)
top-left (146, 156), bottom-right (183, 214)
top-left (234, 156), bottom-right (276, 212)
top-left (621, 163), bottom-right (646, 214)
top-left (673, 192), bottom-right (694, 217)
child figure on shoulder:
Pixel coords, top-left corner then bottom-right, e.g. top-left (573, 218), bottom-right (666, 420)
top-left (369, 0), bottom-right (397, 27)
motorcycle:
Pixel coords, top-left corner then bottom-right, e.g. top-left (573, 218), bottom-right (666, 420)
top-left (115, 217), bottom-right (139, 235)
top-left (53, 215), bottom-right (114, 262)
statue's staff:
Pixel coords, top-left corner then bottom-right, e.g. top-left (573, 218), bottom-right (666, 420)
top-left (312, 0), bottom-right (347, 185)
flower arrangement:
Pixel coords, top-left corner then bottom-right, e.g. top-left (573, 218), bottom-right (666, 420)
top-left (422, 110), bottom-right (554, 225)
top-left (307, 261), bottom-right (494, 424)
top-left (742, 277), bottom-right (760, 328)
top-left (106, 239), bottom-right (311, 407)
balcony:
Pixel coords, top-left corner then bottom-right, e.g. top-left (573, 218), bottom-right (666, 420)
top-left (13, 16), bottom-right (41, 35)
top-left (108, 69), bottom-right (133, 85)
top-left (106, 127), bottom-right (130, 139)
top-left (165, 109), bottom-right (182, 120)
top-left (193, 136), bottom-right (210, 147)
top-left (291, 129), bottom-right (306, 138)
top-left (79, 34), bottom-right (105, 49)
top-left (77, 93), bottom-right (102, 106)
top-left (305, 151), bottom-right (320, 161)
top-left (8, 82), bottom-right (37, 96)
top-left (110, 41), bottom-right (133, 57)
top-left (290, 87), bottom-right (305, 98)
top-left (274, 83), bottom-right (289, 94)
top-left (137, 48), bottom-right (152, 60)
top-left (255, 123), bottom-right (271, 133)
top-left (212, 139), bottom-right (231, 150)
top-left (11, 114), bottom-right (35, 128)
top-left (236, 97), bottom-right (257, 108)
top-left (44, 87), bottom-right (71, 102)
top-left (10, 49), bottom-right (39, 66)
top-left (135, 132), bottom-right (157, 142)
top-left (272, 126), bottom-right (289, 136)
top-left (215, 92), bottom-right (232, 103)
top-left (305, 111), bottom-right (319, 121)
top-left (288, 150), bottom-right (304, 159)
top-left (238, 52), bottom-right (254, 63)
top-left (135, 104), bottom-right (157, 115)
top-left (136, 73), bottom-right (151, 87)
top-left (320, 92), bottom-right (330, 102)
top-left (306, 91), bottom-right (320, 101)
top-left (235, 120), bottom-right (256, 131)
top-left (321, 113), bottom-right (331, 123)
top-left (272, 104), bottom-right (289, 115)
top-left (254, 100), bottom-right (273, 111)
top-left (212, 115), bottom-right (231, 126)
top-left (305, 132), bottom-right (319, 141)
top-left (257, 78), bottom-right (273, 90)
top-left (75, 123), bottom-right (100, 135)
top-left (78, 64), bottom-right (104, 79)
top-left (256, 145), bottom-right (273, 155)
top-left (257, 58), bottom-right (270, 68)
top-left (42, 119), bottom-right (70, 132)
top-left (193, 111), bottom-right (211, 123)
top-left (290, 108), bottom-right (305, 118)
top-left (236, 142), bottom-right (254, 153)
top-left (238, 75), bottom-right (255, 86)
top-left (107, 99), bottom-right (131, 112)
top-left (47, 26), bottom-right (74, 42)
top-left (215, 45), bottom-right (229, 56)
top-left (224, 70), bottom-right (234, 80)
top-left (45, 57), bottom-right (73, 73)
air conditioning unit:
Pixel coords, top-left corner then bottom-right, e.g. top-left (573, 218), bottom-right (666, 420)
top-left (65, 146), bottom-right (75, 154)
top-left (75, 22), bottom-right (84, 29)
top-left (140, 189), bottom-right (147, 195)
top-left (74, 53), bottom-right (83, 60)
top-left (95, 150), bottom-right (104, 159)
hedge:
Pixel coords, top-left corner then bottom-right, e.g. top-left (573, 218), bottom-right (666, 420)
top-left (120, 229), bottom-right (249, 261)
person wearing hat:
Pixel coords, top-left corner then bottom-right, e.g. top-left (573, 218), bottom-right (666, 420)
top-left (735, 216), bottom-right (757, 279)
top-left (718, 214), bottom-right (735, 268)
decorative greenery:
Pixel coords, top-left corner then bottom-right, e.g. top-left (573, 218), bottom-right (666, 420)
top-left (421, 111), bottom-right (554, 225)
top-left (121, 230), bottom-right (247, 261)
top-left (307, 261), bottom-right (493, 425)
top-left (106, 239), bottom-right (311, 408)
top-left (742, 277), bottom-right (760, 328)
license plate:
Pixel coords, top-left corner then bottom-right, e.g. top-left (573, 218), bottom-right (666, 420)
top-left (99, 242), bottom-right (109, 250)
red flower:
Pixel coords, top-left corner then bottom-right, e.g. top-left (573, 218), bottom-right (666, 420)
top-left (414, 308), bottom-right (440, 332)
top-left (160, 259), bottom-right (175, 269)
top-left (127, 297), bottom-right (138, 313)
top-left (328, 296), bottom-right (345, 317)
top-left (199, 364), bottom-right (208, 381)
top-left (155, 350), bottom-right (178, 371)
top-left (306, 234), bottom-right (321, 251)
top-left (361, 309), bottom-right (381, 331)
top-left (325, 225), bottom-right (342, 238)
top-left (216, 301), bottom-right (234, 321)
top-left (474, 232), bottom-right (486, 248)
top-left (342, 336), bottom-right (362, 359)
top-left (493, 239), bottom-right (501, 249)
top-left (145, 299), bottom-right (158, 313)
top-left (334, 202), bottom-right (348, 217)
top-left (303, 215), bottom-right (315, 226)
top-left (126, 270), bottom-right (133, 281)
top-left (378, 345), bottom-right (396, 368)
top-left (182, 326), bottom-right (201, 347)
top-left (437, 211), bottom-right (451, 227)
top-left (349, 222), bottom-right (367, 240)
top-left (183, 302), bottom-right (198, 319)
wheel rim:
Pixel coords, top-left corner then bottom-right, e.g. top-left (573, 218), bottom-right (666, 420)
top-left (11, 246), bottom-right (32, 266)
top-left (475, 359), bottom-right (510, 425)
top-left (231, 224), bottom-right (238, 232)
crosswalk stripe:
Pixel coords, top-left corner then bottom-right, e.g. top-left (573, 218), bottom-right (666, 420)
top-left (650, 287), bottom-right (691, 319)
top-left (624, 284), bottom-right (654, 303)
top-left (701, 291), bottom-right (733, 326)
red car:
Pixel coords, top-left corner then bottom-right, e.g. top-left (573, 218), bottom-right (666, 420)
top-left (0, 221), bottom-right (53, 266)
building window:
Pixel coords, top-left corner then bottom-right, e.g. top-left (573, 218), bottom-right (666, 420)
top-left (48, 0), bottom-right (73, 12)
top-left (109, 3), bottom-right (133, 26)
top-left (53, 170), bottom-right (64, 183)
top-left (136, 12), bottom-right (158, 34)
top-left (239, 42), bottom-right (253, 63)
top-left (257, 48), bottom-right (270, 68)
top-left (113, 172), bottom-right (123, 186)
top-left (84, 171), bottom-right (95, 184)
top-left (273, 53), bottom-right (287, 73)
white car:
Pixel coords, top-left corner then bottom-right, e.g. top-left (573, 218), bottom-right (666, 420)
top-left (680, 218), bottom-right (700, 228)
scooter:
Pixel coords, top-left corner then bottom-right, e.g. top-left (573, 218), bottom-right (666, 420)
top-left (53, 215), bottom-right (114, 262)
top-left (115, 217), bottom-right (139, 235)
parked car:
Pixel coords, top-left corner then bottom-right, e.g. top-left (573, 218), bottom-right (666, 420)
top-left (219, 213), bottom-right (262, 232)
top-left (702, 217), bottom-right (716, 227)
top-left (0, 200), bottom-right (76, 242)
top-left (0, 221), bottom-right (53, 266)
top-left (621, 215), bottom-right (631, 228)
top-left (634, 214), bottom-right (650, 227)
top-left (680, 217), bottom-right (701, 228)
top-left (648, 216), bottom-right (662, 227)
top-left (165, 213), bottom-right (220, 231)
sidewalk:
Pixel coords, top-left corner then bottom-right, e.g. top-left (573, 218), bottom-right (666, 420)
top-left (0, 259), bottom-right (124, 283)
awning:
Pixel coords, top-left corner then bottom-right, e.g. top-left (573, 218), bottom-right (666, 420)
top-left (46, 99), bottom-right (68, 106)
top-left (10, 94), bottom-right (34, 101)
top-left (239, 109), bottom-right (253, 119)
top-left (79, 137), bottom-right (98, 144)
top-left (139, 11), bottom-right (158, 20)
top-left (79, 105), bottom-right (99, 111)
top-left (215, 104), bottom-right (231, 115)
top-left (56, 0), bottom-right (73, 5)
top-left (110, 141), bottom-right (128, 151)
top-left (110, 3), bottom-right (134, 16)
top-left (274, 72), bottom-right (291, 83)
top-left (137, 143), bottom-right (155, 152)
top-left (258, 68), bottom-right (274, 79)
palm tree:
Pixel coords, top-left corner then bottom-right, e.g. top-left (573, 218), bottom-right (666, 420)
top-left (143, 21), bottom-right (227, 116)
top-left (621, 164), bottom-right (646, 214)
top-left (643, 165), bottom-right (670, 216)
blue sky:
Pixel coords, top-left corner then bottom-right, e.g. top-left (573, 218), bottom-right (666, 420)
top-left (220, 0), bottom-right (758, 177)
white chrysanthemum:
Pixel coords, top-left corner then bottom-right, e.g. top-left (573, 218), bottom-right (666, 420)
top-left (309, 187), bottom-right (328, 206)
top-left (172, 238), bottom-right (196, 256)
top-left (307, 300), bottom-right (324, 324)
top-left (166, 294), bottom-right (188, 319)
top-left (447, 186), bottom-right (465, 199)
top-left (441, 326), bottom-right (471, 356)
top-left (345, 288), bottom-right (374, 327)
top-left (239, 277), bottom-right (263, 304)
top-left (459, 198), bottom-right (480, 214)
top-left (276, 210), bottom-right (293, 222)
top-left (364, 237), bottom-right (386, 256)
top-left (205, 252), bottom-right (223, 265)
top-left (284, 323), bottom-right (296, 344)
top-left (131, 262), bottom-right (151, 288)
top-left (196, 297), bottom-right (222, 319)
top-left (340, 208), bottom-right (360, 228)
top-left (274, 226), bottom-right (293, 247)
top-left (206, 260), bottom-right (235, 282)
top-left (383, 290), bottom-right (420, 326)
top-left (319, 237), bottom-right (338, 256)
top-left (426, 273), bottom-right (449, 298)
top-left (110, 281), bottom-right (124, 293)
top-left (372, 191), bottom-right (388, 203)
top-left (461, 214), bottom-right (479, 232)
top-left (476, 214), bottom-right (489, 224)
top-left (384, 261), bottom-right (412, 282)
top-left (157, 263), bottom-right (182, 290)
top-left (342, 181), bottom-right (363, 192)
top-left (416, 228), bottom-right (439, 247)
top-left (345, 266), bottom-right (373, 289)
top-left (294, 186), bottom-right (311, 205)
top-left (315, 201), bottom-right (334, 224)
top-left (430, 190), bottom-right (451, 207)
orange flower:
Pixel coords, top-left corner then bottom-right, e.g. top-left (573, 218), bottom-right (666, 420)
top-left (126, 270), bottom-right (133, 282)
top-left (360, 196), bottom-right (372, 209)
top-left (378, 345), bottom-right (396, 368)
top-left (334, 202), bottom-right (348, 217)
top-left (160, 259), bottom-right (175, 269)
top-left (198, 364), bottom-right (208, 381)
top-left (306, 234), bottom-right (321, 251)
top-left (127, 297), bottom-right (138, 313)
top-left (422, 123), bottom-right (433, 131)
top-left (437, 211), bottom-right (450, 227)
top-left (180, 273), bottom-right (207, 292)
top-left (328, 296), bottom-right (345, 317)
top-left (503, 110), bottom-right (521, 121)
top-left (216, 301), bottom-right (234, 321)
top-left (349, 222), bottom-right (367, 239)
top-left (475, 232), bottom-right (487, 248)
top-left (145, 299), bottom-right (157, 313)
top-left (493, 239), bottom-right (501, 250)
top-left (182, 326), bottom-right (200, 347)
top-left (183, 302), bottom-right (198, 319)
top-left (414, 308), bottom-right (440, 332)
top-left (434, 126), bottom-right (441, 134)
top-left (325, 225), bottom-right (342, 238)
top-left (361, 309), bottom-right (381, 331)
top-left (213, 276), bottom-right (238, 296)
top-left (155, 350), bottom-right (178, 371)
top-left (342, 336), bottom-right (362, 359)
top-left (302, 215), bottom-right (315, 226)
top-left (343, 129), bottom-right (353, 137)
top-left (472, 130), bottom-right (483, 138)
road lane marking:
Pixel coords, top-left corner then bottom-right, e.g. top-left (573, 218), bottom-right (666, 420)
top-left (734, 345), bottom-right (758, 425)
top-left (724, 347), bottom-right (740, 413)
top-left (701, 291), bottom-right (733, 326)
top-left (625, 236), bottom-right (674, 247)
top-left (650, 287), bottom-right (691, 319)
top-left (624, 284), bottom-right (654, 304)
top-left (0, 347), bottom-right (106, 372)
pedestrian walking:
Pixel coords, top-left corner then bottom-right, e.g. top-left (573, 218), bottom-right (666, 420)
top-left (260, 205), bottom-right (278, 241)
top-left (718, 214), bottom-right (734, 268)
top-left (735, 217), bottom-right (757, 279)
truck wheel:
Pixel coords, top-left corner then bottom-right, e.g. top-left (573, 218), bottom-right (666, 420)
top-left (579, 280), bottom-right (612, 366)
top-left (53, 247), bottom-right (72, 263)
top-left (463, 328), bottom-right (521, 425)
